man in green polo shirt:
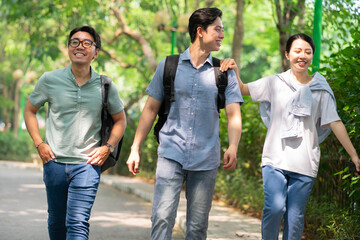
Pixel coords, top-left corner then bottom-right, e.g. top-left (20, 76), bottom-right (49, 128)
top-left (24, 25), bottom-right (126, 240)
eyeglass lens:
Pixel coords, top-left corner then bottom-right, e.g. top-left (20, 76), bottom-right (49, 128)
top-left (69, 39), bottom-right (95, 48)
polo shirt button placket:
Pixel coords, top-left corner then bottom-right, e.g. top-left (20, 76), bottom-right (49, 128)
top-left (77, 89), bottom-right (81, 109)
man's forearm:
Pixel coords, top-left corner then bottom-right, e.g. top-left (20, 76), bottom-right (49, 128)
top-left (131, 96), bottom-right (162, 152)
top-left (131, 108), bottom-right (158, 152)
top-left (107, 111), bottom-right (127, 147)
top-left (24, 101), bottom-right (43, 146)
top-left (226, 103), bottom-right (242, 148)
top-left (228, 118), bottom-right (242, 148)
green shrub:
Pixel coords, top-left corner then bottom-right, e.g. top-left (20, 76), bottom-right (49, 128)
top-left (0, 131), bottom-right (34, 161)
top-left (214, 168), bottom-right (264, 216)
top-left (305, 197), bottom-right (360, 239)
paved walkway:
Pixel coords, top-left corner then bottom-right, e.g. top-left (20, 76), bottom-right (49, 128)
top-left (0, 160), bottom-right (262, 239)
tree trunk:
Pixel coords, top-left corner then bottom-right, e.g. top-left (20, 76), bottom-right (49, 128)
top-left (274, 0), bottom-right (306, 71)
top-left (2, 85), bottom-right (10, 132)
top-left (278, 29), bottom-right (290, 71)
top-left (298, 2), bottom-right (306, 30)
top-left (232, 0), bottom-right (245, 70)
top-left (206, 0), bottom-right (215, 7)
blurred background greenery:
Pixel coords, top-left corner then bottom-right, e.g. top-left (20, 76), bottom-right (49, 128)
top-left (0, 0), bottom-right (359, 238)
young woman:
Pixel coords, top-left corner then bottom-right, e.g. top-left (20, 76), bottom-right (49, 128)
top-left (221, 33), bottom-right (359, 240)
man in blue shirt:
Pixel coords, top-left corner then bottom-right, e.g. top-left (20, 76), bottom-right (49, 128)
top-left (127, 8), bottom-right (243, 240)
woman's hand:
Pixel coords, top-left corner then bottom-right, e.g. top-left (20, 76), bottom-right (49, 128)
top-left (220, 58), bottom-right (238, 73)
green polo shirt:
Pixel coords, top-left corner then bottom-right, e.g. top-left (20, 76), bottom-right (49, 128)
top-left (29, 65), bottom-right (124, 164)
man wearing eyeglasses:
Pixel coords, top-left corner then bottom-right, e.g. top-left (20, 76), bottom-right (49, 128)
top-left (24, 26), bottom-right (126, 240)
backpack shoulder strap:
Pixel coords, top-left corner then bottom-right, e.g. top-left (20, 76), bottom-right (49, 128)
top-left (101, 75), bottom-right (112, 109)
top-left (162, 54), bottom-right (180, 115)
top-left (212, 57), bottom-right (228, 113)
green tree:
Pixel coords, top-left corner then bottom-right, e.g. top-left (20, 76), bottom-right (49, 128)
top-left (270, 0), bottom-right (306, 71)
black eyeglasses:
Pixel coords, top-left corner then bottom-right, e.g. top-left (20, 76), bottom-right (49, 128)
top-left (68, 38), bottom-right (96, 49)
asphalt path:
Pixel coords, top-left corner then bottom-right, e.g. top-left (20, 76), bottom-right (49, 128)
top-left (0, 165), bottom-right (184, 240)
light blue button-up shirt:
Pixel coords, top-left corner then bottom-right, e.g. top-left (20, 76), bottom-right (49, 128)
top-left (146, 48), bottom-right (243, 171)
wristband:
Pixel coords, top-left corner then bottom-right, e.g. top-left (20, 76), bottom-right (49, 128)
top-left (105, 143), bottom-right (115, 152)
top-left (35, 141), bottom-right (44, 149)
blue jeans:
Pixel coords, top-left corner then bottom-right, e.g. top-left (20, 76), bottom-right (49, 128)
top-left (261, 165), bottom-right (315, 240)
top-left (151, 157), bottom-right (218, 240)
top-left (43, 161), bottom-right (101, 240)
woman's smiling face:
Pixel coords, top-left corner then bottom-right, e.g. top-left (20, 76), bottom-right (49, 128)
top-left (286, 38), bottom-right (314, 72)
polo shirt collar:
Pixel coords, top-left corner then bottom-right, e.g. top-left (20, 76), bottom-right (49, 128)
top-left (181, 47), bottom-right (213, 67)
top-left (65, 65), bottom-right (99, 83)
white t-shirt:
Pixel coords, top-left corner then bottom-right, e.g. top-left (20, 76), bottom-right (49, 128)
top-left (248, 72), bottom-right (340, 177)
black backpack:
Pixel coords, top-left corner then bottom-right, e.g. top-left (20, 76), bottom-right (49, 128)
top-left (153, 55), bottom-right (228, 143)
top-left (100, 75), bottom-right (123, 172)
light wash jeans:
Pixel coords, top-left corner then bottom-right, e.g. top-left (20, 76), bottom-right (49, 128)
top-left (43, 161), bottom-right (101, 240)
top-left (151, 157), bottom-right (218, 240)
top-left (261, 165), bottom-right (315, 240)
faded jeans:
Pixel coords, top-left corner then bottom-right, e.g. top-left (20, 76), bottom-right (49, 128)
top-left (151, 157), bottom-right (218, 240)
top-left (261, 165), bottom-right (315, 240)
top-left (43, 161), bottom-right (101, 240)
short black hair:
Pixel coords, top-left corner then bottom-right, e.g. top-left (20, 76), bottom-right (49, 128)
top-left (188, 8), bottom-right (222, 43)
top-left (68, 25), bottom-right (101, 50)
top-left (286, 33), bottom-right (315, 54)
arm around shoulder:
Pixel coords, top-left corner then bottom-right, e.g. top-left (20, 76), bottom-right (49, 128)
top-left (220, 58), bottom-right (250, 96)
top-left (237, 78), bottom-right (250, 96)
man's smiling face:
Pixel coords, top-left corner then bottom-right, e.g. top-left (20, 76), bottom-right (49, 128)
top-left (68, 31), bottom-right (98, 65)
